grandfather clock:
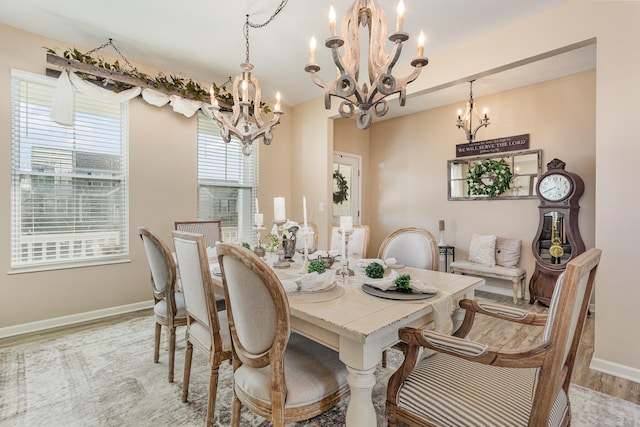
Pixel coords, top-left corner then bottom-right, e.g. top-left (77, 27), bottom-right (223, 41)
top-left (529, 158), bottom-right (585, 306)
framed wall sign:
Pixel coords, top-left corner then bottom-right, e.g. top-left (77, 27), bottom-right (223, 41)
top-left (448, 149), bottom-right (542, 201)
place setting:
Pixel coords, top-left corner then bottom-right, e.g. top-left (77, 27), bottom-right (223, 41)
top-left (353, 258), bottom-right (439, 301)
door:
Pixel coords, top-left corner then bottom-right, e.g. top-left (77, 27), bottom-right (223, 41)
top-left (332, 152), bottom-right (361, 224)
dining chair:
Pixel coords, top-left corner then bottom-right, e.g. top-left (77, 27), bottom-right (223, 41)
top-left (329, 224), bottom-right (370, 258)
top-left (138, 227), bottom-right (188, 383)
top-left (172, 231), bottom-right (232, 427)
top-left (174, 220), bottom-right (222, 248)
top-left (378, 227), bottom-right (439, 270)
top-left (216, 242), bottom-right (350, 426)
top-left (386, 248), bottom-right (602, 427)
top-left (378, 227), bottom-right (439, 367)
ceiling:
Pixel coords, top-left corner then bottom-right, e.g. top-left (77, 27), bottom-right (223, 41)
top-left (0, 0), bottom-right (595, 117)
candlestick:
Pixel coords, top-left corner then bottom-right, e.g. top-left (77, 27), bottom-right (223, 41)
top-left (338, 228), bottom-right (354, 278)
top-left (438, 220), bottom-right (445, 246)
top-left (272, 219), bottom-right (290, 269)
top-left (273, 197), bottom-right (286, 222)
top-left (303, 196), bottom-right (308, 229)
top-left (253, 224), bottom-right (266, 258)
top-left (299, 226), bottom-right (309, 273)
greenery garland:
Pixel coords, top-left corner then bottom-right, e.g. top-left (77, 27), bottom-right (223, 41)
top-left (466, 159), bottom-right (513, 198)
top-left (333, 170), bottom-right (349, 204)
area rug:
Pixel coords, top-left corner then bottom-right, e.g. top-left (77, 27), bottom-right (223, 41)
top-left (1, 316), bottom-right (638, 426)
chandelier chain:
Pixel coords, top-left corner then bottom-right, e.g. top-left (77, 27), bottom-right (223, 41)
top-left (85, 38), bottom-right (136, 71)
top-left (243, 0), bottom-right (289, 64)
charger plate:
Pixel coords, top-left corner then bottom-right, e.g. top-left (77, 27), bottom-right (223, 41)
top-left (361, 284), bottom-right (436, 301)
top-left (287, 283), bottom-right (345, 303)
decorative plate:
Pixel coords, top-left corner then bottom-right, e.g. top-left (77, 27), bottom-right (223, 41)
top-left (361, 284), bottom-right (436, 300)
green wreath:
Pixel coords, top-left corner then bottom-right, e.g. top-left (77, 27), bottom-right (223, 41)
top-left (333, 170), bottom-right (349, 204)
top-left (466, 159), bottom-right (513, 198)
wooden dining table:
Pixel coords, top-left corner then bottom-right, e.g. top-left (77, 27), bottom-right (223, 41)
top-left (210, 259), bottom-right (485, 427)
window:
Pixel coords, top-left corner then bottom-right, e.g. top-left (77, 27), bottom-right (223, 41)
top-left (197, 114), bottom-right (257, 244)
top-left (11, 69), bottom-right (128, 269)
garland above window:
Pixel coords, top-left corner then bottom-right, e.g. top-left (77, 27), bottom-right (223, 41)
top-left (466, 159), bottom-right (513, 198)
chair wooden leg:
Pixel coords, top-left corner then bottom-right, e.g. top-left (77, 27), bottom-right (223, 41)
top-left (168, 326), bottom-right (176, 383)
top-left (231, 393), bottom-right (241, 427)
top-left (382, 349), bottom-right (388, 368)
top-left (206, 364), bottom-right (220, 427)
top-left (182, 341), bottom-right (193, 402)
top-left (154, 322), bottom-right (162, 363)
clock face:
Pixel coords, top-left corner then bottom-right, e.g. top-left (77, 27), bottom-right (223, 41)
top-left (539, 174), bottom-right (572, 201)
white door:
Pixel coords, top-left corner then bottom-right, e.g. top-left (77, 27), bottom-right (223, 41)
top-left (332, 152), bottom-right (361, 224)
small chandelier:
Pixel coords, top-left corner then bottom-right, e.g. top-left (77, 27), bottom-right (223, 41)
top-left (305, 0), bottom-right (428, 130)
top-left (456, 80), bottom-right (490, 143)
top-left (210, 11), bottom-right (285, 156)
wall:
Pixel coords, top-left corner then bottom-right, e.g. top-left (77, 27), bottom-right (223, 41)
top-left (365, 71), bottom-right (596, 295)
top-left (0, 23), bottom-right (289, 329)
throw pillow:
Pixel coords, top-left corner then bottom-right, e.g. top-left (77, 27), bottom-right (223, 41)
top-left (468, 234), bottom-right (497, 267)
top-left (495, 238), bottom-right (522, 268)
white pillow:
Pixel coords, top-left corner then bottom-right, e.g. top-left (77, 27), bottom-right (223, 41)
top-left (468, 234), bottom-right (497, 267)
top-left (495, 238), bottom-right (522, 268)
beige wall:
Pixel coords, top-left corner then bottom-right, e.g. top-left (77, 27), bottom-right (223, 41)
top-left (0, 23), bottom-right (289, 328)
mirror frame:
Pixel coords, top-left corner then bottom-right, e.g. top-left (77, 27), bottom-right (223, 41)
top-left (447, 149), bottom-right (542, 201)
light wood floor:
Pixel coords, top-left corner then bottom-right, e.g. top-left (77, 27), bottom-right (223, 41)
top-left (1, 291), bottom-right (638, 405)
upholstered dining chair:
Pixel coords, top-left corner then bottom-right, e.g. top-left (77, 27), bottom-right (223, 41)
top-left (138, 227), bottom-right (187, 383)
top-left (175, 220), bottom-right (225, 312)
top-left (378, 227), bottom-right (439, 270)
top-left (378, 227), bottom-right (439, 367)
top-left (172, 231), bottom-right (232, 427)
top-left (329, 223), bottom-right (370, 258)
top-left (216, 242), bottom-right (350, 427)
top-left (174, 220), bottom-right (222, 248)
top-left (386, 248), bottom-right (602, 427)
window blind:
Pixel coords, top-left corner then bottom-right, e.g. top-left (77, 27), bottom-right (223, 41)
top-left (10, 69), bottom-right (129, 269)
top-left (197, 114), bottom-right (257, 244)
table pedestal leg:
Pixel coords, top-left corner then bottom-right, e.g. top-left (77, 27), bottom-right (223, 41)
top-left (345, 366), bottom-right (377, 426)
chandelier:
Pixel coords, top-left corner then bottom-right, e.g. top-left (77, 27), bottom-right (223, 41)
top-left (304, 0), bottom-right (428, 130)
top-left (210, 4), bottom-right (287, 156)
top-left (456, 80), bottom-right (490, 143)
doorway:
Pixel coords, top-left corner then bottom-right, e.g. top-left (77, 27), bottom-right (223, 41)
top-left (332, 152), bottom-right (361, 224)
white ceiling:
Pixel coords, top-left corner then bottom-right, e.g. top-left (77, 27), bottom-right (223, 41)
top-left (0, 0), bottom-right (595, 116)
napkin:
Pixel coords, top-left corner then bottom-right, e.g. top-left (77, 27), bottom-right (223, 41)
top-left (365, 270), bottom-right (437, 294)
top-left (210, 263), bottom-right (221, 276)
top-left (281, 270), bottom-right (336, 293)
top-left (383, 257), bottom-right (398, 267)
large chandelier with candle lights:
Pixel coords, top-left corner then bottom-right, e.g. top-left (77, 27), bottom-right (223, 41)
top-left (304, 0), bottom-right (428, 130)
top-left (456, 80), bottom-right (490, 143)
top-left (210, 4), bottom-right (286, 156)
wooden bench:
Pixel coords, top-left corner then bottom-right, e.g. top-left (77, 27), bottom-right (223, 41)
top-left (449, 260), bottom-right (526, 303)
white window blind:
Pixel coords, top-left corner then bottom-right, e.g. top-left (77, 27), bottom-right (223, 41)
top-left (197, 114), bottom-right (257, 244)
top-left (11, 69), bottom-right (129, 269)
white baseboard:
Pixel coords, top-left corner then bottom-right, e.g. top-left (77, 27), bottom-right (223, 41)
top-left (590, 357), bottom-right (640, 384)
top-left (0, 300), bottom-right (154, 339)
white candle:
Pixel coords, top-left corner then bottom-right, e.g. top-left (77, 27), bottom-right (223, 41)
top-left (329, 6), bottom-right (337, 37)
top-left (274, 91), bottom-right (281, 112)
top-left (273, 197), bottom-right (286, 221)
top-left (254, 213), bottom-right (264, 227)
top-left (303, 196), bottom-right (308, 229)
top-left (340, 216), bottom-right (353, 232)
top-left (255, 197), bottom-right (259, 214)
top-left (396, 0), bottom-right (405, 32)
top-left (417, 31), bottom-right (425, 57)
top-left (309, 37), bottom-right (317, 64)
top-left (341, 225), bottom-right (346, 263)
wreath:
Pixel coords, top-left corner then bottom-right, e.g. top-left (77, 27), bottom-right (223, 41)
top-left (333, 170), bottom-right (349, 204)
top-left (466, 159), bottom-right (513, 198)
